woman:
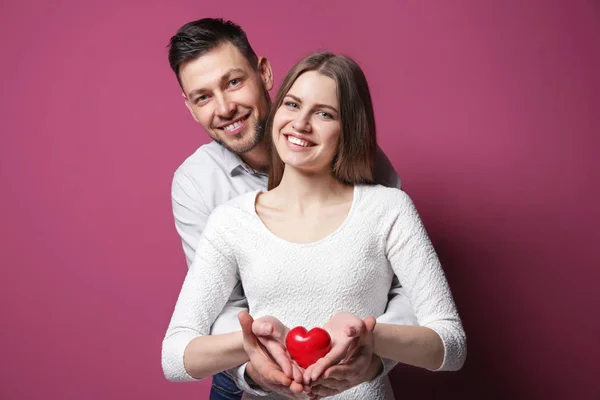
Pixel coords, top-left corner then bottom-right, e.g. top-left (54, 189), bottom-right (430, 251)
top-left (162, 52), bottom-right (466, 399)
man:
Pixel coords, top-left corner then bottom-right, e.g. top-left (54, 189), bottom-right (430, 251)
top-left (166, 18), bottom-right (417, 399)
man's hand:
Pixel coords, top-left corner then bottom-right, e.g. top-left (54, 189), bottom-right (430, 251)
top-left (303, 314), bottom-right (378, 395)
top-left (310, 331), bottom-right (381, 397)
top-left (238, 311), bottom-right (307, 398)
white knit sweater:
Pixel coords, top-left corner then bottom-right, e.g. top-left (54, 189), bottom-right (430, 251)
top-left (162, 185), bottom-right (466, 399)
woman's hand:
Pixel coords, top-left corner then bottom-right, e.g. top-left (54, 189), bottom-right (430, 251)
top-left (303, 313), bottom-right (376, 385)
top-left (252, 315), bottom-right (305, 385)
top-left (239, 312), bottom-right (307, 397)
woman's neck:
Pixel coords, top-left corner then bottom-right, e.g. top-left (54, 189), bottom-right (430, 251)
top-left (270, 167), bottom-right (353, 213)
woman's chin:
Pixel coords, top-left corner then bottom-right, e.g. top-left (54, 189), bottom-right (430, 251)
top-left (282, 161), bottom-right (332, 176)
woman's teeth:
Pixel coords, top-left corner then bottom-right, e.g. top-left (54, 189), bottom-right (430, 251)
top-left (287, 136), bottom-right (312, 147)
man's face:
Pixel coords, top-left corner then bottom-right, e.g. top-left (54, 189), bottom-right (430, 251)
top-left (179, 42), bottom-right (273, 154)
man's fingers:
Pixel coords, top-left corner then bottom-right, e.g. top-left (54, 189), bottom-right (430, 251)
top-left (310, 383), bottom-right (344, 398)
top-left (340, 337), bottom-right (362, 364)
top-left (288, 380), bottom-right (305, 394)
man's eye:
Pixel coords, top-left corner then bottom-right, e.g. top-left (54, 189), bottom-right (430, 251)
top-left (195, 96), bottom-right (209, 104)
top-left (229, 79), bottom-right (241, 87)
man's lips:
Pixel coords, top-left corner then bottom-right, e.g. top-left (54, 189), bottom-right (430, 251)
top-left (217, 113), bottom-right (251, 136)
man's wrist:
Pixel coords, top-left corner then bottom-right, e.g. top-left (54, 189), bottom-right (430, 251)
top-left (365, 355), bottom-right (384, 383)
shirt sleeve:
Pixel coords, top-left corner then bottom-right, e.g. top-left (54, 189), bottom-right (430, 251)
top-left (374, 145), bottom-right (402, 190)
top-left (227, 363), bottom-right (270, 396)
top-left (171, 171), bottom-right (210, 268)
top-left (161, 211), bottom-right (240, 381)
top-left (385, 191), bottom-right (467, 371)
top-left (374, 278), bottom-right (420, 376)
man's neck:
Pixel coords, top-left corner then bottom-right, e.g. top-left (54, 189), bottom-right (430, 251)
top-left (239, 143), bottom-right (269, 172)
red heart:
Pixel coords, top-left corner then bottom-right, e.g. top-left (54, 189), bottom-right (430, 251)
top-left (285, 326), bottom-right (332, 369)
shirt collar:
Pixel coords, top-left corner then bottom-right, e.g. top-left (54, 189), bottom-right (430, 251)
top-left (223, 148), bottom-right (245, 175)
top-left (222, 147), bottom-right (267, 177)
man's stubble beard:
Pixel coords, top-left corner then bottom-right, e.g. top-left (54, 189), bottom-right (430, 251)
top-left (211, 118), bottom-right (266, 155)
top-left (214, 96), bottom-right (272, 155)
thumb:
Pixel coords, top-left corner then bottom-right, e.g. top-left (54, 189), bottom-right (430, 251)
top-left (238, 311), bottom-right (257, 345)
top-left (364, 316), bottom-right (376, 333)
top-left (253, 321), bottom-right (274, 337)
top-left (270, 321), bottom-right (289, 342)
top-left (345, 320), bottom-right (366, 338)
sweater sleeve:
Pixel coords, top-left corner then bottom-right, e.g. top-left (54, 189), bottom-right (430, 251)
top-left (385, 191), bottom-right (467, 371)
top-left (161, 208), bottom-right (239, 381)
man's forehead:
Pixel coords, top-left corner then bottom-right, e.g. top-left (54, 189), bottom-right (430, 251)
top-left (180, 43), bottom-right (254, 94)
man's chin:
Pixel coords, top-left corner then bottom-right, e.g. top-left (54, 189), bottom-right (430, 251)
top-left (214, 135), bottom-right (259, 155)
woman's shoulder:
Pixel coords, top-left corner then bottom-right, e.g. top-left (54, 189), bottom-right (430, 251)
top-left (355, 184), bottom-right (421, 226)
top-left (358, 184), bottom-right (413, 207)
top-left (208, 190), bottom-right (260, 226)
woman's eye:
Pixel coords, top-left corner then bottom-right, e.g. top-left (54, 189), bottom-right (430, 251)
top-left (284, 102), bottom-right (298, 109)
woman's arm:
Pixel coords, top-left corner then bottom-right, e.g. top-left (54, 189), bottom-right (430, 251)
top-left (381, 190), bottom-right (467, 371)
top-left (374, 324), bottom-right (444, 370)
top-left (182, 332), bottom-right (247, 379)
top-left (161, 207), bottom-right (246, 381)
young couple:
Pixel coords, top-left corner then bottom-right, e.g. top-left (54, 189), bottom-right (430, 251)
top-left (162, 18), bottom-right (466, 400)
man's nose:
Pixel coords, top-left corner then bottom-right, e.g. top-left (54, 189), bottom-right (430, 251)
top-left (214, 94), bottom-right (236, 118)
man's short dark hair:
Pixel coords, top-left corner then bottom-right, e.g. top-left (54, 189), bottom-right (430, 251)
top-left (167, 18), bottom-right (259, 86)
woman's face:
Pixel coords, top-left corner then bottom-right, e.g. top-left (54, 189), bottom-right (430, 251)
top-left (272, 71), bottom-right (341, 175)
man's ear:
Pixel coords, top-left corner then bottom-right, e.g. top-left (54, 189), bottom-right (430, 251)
top-left (182, 93), bottom-right (199, 123)
top-left (257, 56), bottom-right (274, 91)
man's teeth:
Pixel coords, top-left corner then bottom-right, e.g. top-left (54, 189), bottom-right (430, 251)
top-left (287, 136), bottom-right (311, 147)
top-left (225, 121), bottom-right (243, 131)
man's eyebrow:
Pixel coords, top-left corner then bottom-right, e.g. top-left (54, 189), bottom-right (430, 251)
top-left (221, 68), bottom-right (246, 82)
top-left (186, 69), bottom-right (248, 99)
top-left (285, 94), bottom-right (339, 114)
top-left (187, 88), bottom-right (207, 99)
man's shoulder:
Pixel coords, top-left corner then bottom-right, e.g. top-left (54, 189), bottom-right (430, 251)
top-left (174, 141), bottom-right (231, 177)
top-left (172, 141), bottom-right (237, 194)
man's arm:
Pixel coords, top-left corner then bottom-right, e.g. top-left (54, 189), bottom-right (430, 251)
top-left (171, 171), bottom-right (248, 311)
top-left (373, 145), bottom-right (418, 375)
top-left (171, 171), bottom-right (213, 267)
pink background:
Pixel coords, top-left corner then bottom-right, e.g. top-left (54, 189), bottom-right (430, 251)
top-left (1, 1), bottom-right (598, 399)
